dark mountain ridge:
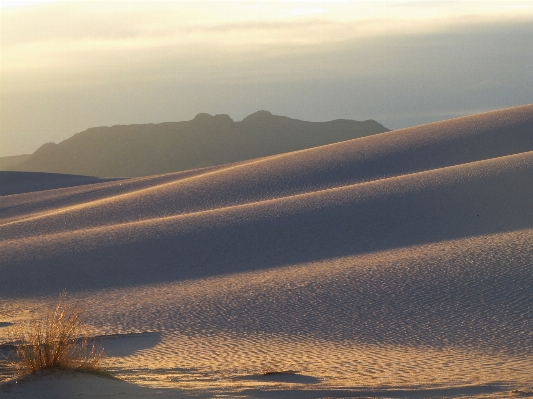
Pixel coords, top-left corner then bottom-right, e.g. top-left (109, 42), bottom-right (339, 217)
top-left (9, 111), bottom-right (389, 177)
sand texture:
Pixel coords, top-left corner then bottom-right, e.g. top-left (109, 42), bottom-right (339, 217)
top-left (1, 104), bottom-right (533, 398)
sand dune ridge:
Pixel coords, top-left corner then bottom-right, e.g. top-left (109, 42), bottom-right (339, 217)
top-left (1, 105), bottom-right (533, 397)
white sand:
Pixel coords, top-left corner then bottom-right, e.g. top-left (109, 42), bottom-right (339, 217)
top-left (1, 104), bottom-right (533, 398)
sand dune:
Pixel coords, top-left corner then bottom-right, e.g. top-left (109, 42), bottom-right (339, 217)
top-left (1, 104), bottom-right (533, 398)
top-left (0, 171), bottom-right (120, 196)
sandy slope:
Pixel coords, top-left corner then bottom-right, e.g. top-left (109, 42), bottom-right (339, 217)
top-left (1, 104), bottom-right (533, 398)
top-left (0, 171), bottom-right (120, 196)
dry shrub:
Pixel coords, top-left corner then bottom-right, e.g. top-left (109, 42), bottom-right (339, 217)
top-left (12, 294), bottom-right (104, 375)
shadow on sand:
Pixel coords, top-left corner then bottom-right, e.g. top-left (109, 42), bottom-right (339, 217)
top-left (94, 331), bottom-right (162, 357)
top-left (234, 371), bottom-right (321, 384)
top-left (241, 383), bottom-right (507, 398)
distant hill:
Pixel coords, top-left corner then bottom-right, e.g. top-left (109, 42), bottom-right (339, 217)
top-left (0, 154), bottom-right (31, 170)
top-left (7, 111), bottom-right (389, 177)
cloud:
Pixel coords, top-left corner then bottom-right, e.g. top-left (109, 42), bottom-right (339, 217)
top-left (4, 1), bottom-right (531, 46)
top-left (3, 0), bottom-right (531, 93)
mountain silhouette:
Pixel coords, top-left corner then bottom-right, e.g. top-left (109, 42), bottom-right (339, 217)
top-left (7, 111), bottom-right (389, 177)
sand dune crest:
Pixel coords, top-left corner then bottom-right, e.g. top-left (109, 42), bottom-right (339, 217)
top-left (1, 105), bottom-right (533, 397)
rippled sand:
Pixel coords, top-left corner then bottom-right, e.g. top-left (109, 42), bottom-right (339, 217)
top-left (1, 105), bottom-right (533, 398)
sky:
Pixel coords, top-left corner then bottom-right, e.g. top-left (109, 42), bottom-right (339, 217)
top-left (1, 0), bottom-right (533, 157)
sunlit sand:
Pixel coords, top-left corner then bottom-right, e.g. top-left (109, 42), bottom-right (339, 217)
top-left (1, 105), bottom-right (533, 398)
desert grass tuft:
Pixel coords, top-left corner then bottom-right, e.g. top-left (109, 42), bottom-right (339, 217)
top-left (11, 294), bottom-right (105, 376)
